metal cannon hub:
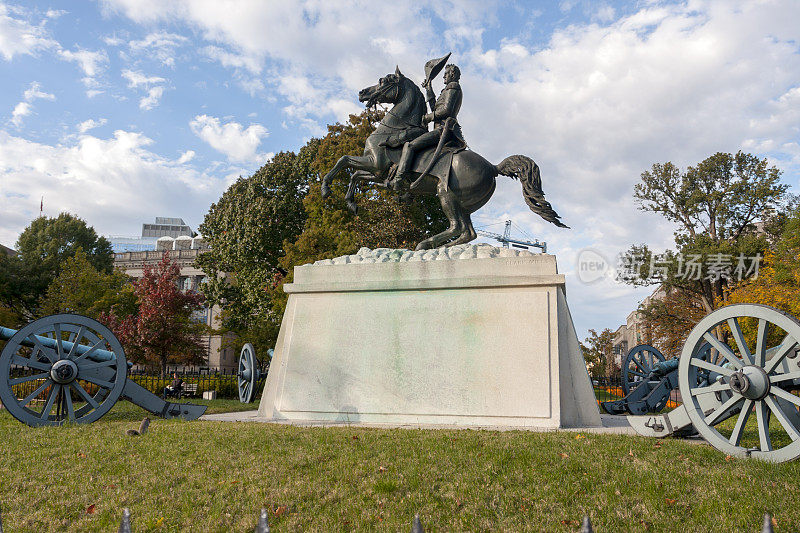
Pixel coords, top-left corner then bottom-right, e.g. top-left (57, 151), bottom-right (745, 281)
top-left (729, 365), bottom-right (770, 400)
top-left (50, 359), bottom-right (79, 384)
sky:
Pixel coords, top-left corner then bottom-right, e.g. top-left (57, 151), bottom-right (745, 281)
top-left (1, 0), bottom-right (799, 340)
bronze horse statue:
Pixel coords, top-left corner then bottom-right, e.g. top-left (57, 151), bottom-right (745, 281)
top-left (320, 67), bottom-right (568, 250)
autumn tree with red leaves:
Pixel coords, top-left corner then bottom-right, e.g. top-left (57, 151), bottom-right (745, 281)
top-left (102, 253), bottom-right (206, 376)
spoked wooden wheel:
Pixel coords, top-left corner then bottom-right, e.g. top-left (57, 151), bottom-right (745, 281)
top-left (0, 314), bottom-right (127, 427)
top-left (237, 343), bottom-right (260, 404)
top-left (679, 304), bottom-right (800, 462)
top-left (622, 344), bottom-right (666, 394)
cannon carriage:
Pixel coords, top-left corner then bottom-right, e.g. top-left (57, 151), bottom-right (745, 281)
top-left (607, 304), bottom-right (800, 462)
top-left (0, 313), bottom-right (206, 427)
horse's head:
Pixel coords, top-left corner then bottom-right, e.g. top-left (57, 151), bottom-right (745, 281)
top-left (358, 66), bottom-right (406, 107)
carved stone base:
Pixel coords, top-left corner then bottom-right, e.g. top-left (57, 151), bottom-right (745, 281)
top-left (256, 245), bottom-right (600, 429)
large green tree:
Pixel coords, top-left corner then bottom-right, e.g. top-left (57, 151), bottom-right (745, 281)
top-left (0, 213), bottom-right (112, 318)
top-left (196, 145), bottom-right (319, 356)
top-left (39, 249), bottom-right (137, 319)
top-left (621, 152), bottom-right (787, 306)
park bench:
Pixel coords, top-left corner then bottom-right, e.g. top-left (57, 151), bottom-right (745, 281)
top-left (164, 381), bottom-right (199, 400)
top-left (181, 383), bottom-right (199, 398)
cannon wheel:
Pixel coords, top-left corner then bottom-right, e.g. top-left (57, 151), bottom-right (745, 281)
top-left (237, 343), bottom-right (259, 404)
top-left (622, 344), bottom-right (666, 394)
top-left (0, 314), bottom-right (127, 427)
top-left (679, 304), bottom-right (800, 463)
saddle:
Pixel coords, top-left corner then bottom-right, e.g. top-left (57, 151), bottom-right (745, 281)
top-left (385, 143), bottom-right (465, 186)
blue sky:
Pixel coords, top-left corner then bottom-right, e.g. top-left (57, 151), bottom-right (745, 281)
top-left (1, 0), bottom-right (799, 338)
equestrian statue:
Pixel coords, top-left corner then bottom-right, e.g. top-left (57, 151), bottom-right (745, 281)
top-left (320, 53), bottom-right (568, 250)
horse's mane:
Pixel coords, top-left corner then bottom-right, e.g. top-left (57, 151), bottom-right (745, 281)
top-left (399, 75), bottom-right (426, 126)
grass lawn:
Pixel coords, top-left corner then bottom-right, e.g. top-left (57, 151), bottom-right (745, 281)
top-left (1, 400), bottom-right (799, 532)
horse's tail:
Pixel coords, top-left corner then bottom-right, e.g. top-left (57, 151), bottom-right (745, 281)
top-left (495, 155), bottom-right (569, 229)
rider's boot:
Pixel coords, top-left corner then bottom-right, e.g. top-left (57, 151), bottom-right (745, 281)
top-left (394, 144), bottom-right (415, 188)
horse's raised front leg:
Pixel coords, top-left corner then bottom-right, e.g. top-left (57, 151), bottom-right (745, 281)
top-left (321, 154), bottom-right (377, 198)
top-left (345, 170), bottom-right (377, 215)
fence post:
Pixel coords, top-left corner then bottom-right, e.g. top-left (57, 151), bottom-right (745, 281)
top-left (762, 513), bottom-right (774, 533)
top-left (117, 508), bottom-right (132, 533)
top-left (255, 508), bottom-right (269, 533)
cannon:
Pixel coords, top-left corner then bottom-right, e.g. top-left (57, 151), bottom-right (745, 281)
top-left (0, 313), bottom-right (206, 427)
top-left (623, 304), bottom-right (800, 463)
top-left (236, 343), bottom-right (272, 403)
top-left (603, 342), bottom-right (713, 416)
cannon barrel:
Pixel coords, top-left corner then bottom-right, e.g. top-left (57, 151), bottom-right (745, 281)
top-left (0, 325), bottom-right (117, 363)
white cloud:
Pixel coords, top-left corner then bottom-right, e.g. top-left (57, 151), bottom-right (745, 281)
top-left (0, 128), bottom-right (223, 247)
top-left (202, 45), bottom-right (261, 74)
top-left (9, 82), bottom-right (55, 126)
top-left (100, 0), bottom-right (454, 126)
top-left (58, 47), bottom-right (108, 77)
top-left (189, 114), bottom-right (269, 163)
top-left (77, 118), bottom-right (107, 133)
top-left (23, 81), bottom-right (55, 101)
top-left (10, 102), bottom-right (30, 126)
top-left (121, 69), bottom-right (168, 109)
top-left (177, 149), bottom-right (195, 163)
top-left (45, 9), bottom-right (67, 19)
top-left (128, 31), bottom-right (187, 66)
top-left (0, 3), bottom-right (58, 60)
top-left (139, 86), bottom-right (165, 110)
top-left (121, 69), bottom-right (165, 87)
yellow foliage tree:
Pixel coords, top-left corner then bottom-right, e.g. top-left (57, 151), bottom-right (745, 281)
top-left (725, 208), bottom-right (800, 345)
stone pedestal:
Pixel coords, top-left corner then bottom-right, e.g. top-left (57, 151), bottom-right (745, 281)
top-left (256, 245), bottom-right (600, 429)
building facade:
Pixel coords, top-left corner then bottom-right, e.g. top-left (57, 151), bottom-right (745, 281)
top-left (111, 217), bottom-right (236, 371)
top-left (109, 217), bottom-right (195, 253)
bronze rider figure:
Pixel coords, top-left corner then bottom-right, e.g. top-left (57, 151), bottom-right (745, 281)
top-left (393, 63), bottom-right (466, 191)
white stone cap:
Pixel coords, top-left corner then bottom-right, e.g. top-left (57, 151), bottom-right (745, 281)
top-left (286, 244), bottom-right (563, 294)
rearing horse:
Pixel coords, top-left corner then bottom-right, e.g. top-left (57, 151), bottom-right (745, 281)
top-left (321, 67), bottom-right (568, 250)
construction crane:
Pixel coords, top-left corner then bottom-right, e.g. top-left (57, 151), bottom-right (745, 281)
top-left (476, 220), bottom-right (547, 253)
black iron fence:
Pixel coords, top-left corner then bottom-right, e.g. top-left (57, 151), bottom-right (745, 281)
top-left (4, 367), bottom-right (265, 405)
top-left (128, 367), bottom-right (265, 400)
top-left (591, 374), bottom-right (682, 409)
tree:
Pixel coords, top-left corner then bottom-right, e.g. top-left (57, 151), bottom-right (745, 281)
top-left (0, 213), bottom-right (112, 318)
top-left (618, 152), bottom-right (788, 340)
top-left (638, 289), bottom-right (707, 358)
top-left (726, 206), bottom-right (800, 342)
top-left (581, 328), bottom-right (617, 378)
top-left (196, 146), bottom-right (318, 357)
top-left (39, 249), bottom-right (136, 319)
top-left (102, 253), bottom-right (206, 376)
